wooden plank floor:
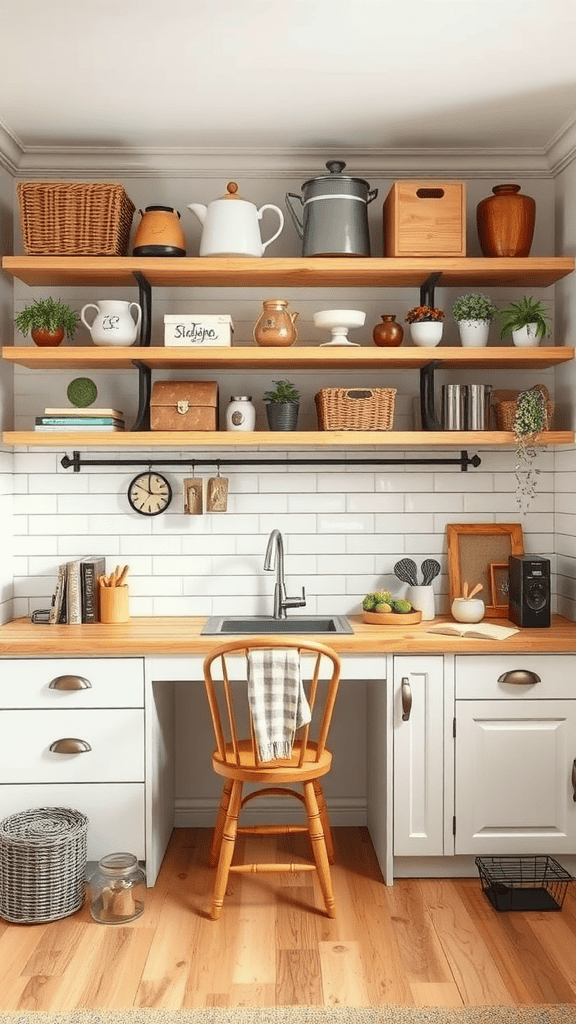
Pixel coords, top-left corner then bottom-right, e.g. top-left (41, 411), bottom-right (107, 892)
top-left (1, 827), bottom-right (576, 1011)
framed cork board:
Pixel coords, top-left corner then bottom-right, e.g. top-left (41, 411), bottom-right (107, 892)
top-left (446, 523), bottom-right (524, 618)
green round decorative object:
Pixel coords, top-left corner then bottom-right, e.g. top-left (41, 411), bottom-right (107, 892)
top-left (67, 378), bottom-right (98, 408)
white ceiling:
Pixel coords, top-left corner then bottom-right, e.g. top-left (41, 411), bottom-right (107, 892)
top-left (1, 0), bottom-right (576, 157)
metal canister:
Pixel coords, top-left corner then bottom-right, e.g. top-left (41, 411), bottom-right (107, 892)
top-left (285, 160), bottom-right (378, 257)
top-left (467, 384), bottom-right (492, 430)
top-left (442, 384), bottom-right (466, 430)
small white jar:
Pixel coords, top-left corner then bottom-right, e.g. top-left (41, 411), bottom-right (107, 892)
top-left (225, 395), bottom-right (256, 431)
top-left (451, 597), bottom-right (485, 623)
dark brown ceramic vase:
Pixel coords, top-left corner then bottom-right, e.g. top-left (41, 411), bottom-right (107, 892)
top-left (31, 327), bottom-right (65, 347)
top-left (372, 314), bottom-right (404, 347)
top-left (476, 184), bottom-right (536, 257)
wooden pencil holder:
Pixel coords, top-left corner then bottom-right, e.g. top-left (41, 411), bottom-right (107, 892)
top-left (99, 586), bottom-right (130, 623)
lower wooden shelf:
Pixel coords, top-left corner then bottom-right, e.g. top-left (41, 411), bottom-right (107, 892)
top-left (3, 430), bottom-right (574, 448)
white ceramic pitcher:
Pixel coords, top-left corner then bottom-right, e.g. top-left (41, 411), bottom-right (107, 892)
top-left (81, 300), bottom-right (142, 347)
top-left (188, 181), bottom-right (284, 258)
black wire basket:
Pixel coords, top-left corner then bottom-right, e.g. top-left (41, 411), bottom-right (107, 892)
top-left (476, 855), bottom-right (574, 912)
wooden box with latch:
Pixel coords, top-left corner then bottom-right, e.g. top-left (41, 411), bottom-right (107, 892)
top-left (150, 381), bottom-right (219, 431)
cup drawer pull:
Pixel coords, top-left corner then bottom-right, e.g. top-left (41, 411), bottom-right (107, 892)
top-left (49, 738), bottom-right (92, 754)
top-left (497, 669), bottom-right (541, 686)
top-left (49, 675), bottom-right (92, 691)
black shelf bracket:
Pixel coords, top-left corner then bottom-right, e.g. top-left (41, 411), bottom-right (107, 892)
top-left (420, 359), bottom-right (442, 431)
top-left (131, 272), bottom-right (153, 431)
top-left (419, 271), bottom-right (442, 308)
top-left (60, 450), bottom-right (481, 474)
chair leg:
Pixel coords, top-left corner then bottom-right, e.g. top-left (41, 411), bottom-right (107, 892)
top-left (210, 778), bottom-right (242, 921)
top-left (313, 777), bottom-right (335, 864)
top-left (303, 780), bottom-right (336, 918)
top-left (209, 778), bottom-right (234, 867)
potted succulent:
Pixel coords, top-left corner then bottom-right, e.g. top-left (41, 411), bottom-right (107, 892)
top-left (263, 379), bottom-right (301, 431)
top-left (14, 297), bottom-right (80, 347)
top-left (451, 293), bottom-right (498, 348)
top-left (405, 305), bottom-right (445, 347)
top-left (496, 296), bottom-right (551, 347)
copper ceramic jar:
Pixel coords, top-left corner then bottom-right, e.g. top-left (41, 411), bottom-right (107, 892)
top-left (372, 314), bottom-right (404, 347)
top-left (476, 184), bottom-right (535, 257)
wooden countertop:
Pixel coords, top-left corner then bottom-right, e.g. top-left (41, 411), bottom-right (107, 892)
top-left (0, 615), bottom-right (575, 657)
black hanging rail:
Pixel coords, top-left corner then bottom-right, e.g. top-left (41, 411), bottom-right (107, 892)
top-left (61, 451), bottom-right (481, 473)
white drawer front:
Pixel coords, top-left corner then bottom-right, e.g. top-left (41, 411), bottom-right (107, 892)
top-left (0, 709), bottom-right (144, 783)
top-left (455, 655), bottom-right (576, 700)
top-left (0, 659), bottom-right (144, 709)
top-left (0, 783), bottom-right (145, 861)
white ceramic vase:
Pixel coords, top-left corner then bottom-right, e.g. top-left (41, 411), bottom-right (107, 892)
top-left (81, 300), bottom-right (142, 347)
top-left (406, 585), bottom-right (435, 621)
top-left (512, 323), bottom-right (541, 347)
top-left (410, 321), bottom-right (443, 347)
top-left (457, 319), bottom-right (490, 347)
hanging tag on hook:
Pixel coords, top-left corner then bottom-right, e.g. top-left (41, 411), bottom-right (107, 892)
top-left (183, 464), bottom-right (203, 514)
top-left (206, 462), bottom-right (228, 512)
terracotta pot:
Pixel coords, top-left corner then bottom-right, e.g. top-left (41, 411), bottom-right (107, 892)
top-left (31, 327), bottom-right (65, 347)
top-left (476, 184), bottom-right (536, 257)
top-left (372, 314), bottom-right (404, 347)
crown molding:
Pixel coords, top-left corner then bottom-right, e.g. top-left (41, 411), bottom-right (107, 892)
top-left (546, 114), bottom-right (576, 177)
top-left (8, 144), bottom-right (553, 179)
top-left (0, 119), bottom-right (24, 176)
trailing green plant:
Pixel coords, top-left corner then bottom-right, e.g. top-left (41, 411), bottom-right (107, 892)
top-left (512, 385), bottom-right (548, 512)
top-left (405, 305), bottom-right (444, 324)
top-left (496, 296), bottom-right (551, 340)
top-left (451, 293), bottom-right (498, 323)
top-left (14, 297), bottom-right (80, 338)
top-left (263, 379), bottom-right (301, 403)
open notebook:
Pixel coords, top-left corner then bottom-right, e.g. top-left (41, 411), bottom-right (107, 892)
top-left (427, 621), bottom-right (519, 640)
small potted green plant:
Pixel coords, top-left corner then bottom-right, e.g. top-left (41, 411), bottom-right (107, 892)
top-left (264, 379), bottom-right (301, 431)
top-left (451, 293), bottom-right (498, 348)
top-left (496, 296), bottom-right (551, 347)
top-left (405, 305), bottom-right (445, 347)
top-left (14, 297), bottom-right (80, 347)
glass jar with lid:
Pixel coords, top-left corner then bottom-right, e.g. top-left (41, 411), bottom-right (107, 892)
top-left (89, 852), bottom-right (145, 924)
top-left (225, 395), bottom-right (256, 431)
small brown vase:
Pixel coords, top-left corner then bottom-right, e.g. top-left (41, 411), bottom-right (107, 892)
top-left (372, 314), bottom-right (404, 347)
top-left (31, 327), bottom-right (65, 347)
top-left (476, 184), bottom-right (536, 257)
top-left (253, 299), bottom-right (299, 347)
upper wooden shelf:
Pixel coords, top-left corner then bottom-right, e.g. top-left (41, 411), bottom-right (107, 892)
top-left (2, 255), bottom-right (574, 289)
top-left (3, 346), bottom-right (573, 371)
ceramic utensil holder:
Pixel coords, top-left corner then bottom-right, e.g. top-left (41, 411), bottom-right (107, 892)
top-left (406, 585), bottom-right (435, 621)
top-left (100, 586), bottom-right (130, 623)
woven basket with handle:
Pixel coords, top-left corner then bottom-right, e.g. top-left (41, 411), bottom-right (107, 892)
top-left (493, 385), bottom-right (553, 432)
top-left (315, 386), bottom-right (396, 430)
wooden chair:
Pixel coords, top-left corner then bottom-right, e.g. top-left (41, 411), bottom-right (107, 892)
top-left (203, 636), bottom-right (342, 920)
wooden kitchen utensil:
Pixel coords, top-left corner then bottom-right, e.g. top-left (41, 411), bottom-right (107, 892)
top-left (184, 478), bottom-right (203, 515)
top-left (206, 474), bottom-right (228, 512)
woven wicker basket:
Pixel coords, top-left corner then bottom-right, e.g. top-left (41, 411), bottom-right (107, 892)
top-left (18, 181), bottom-right (135, 256)
top-left (315, 386), bottom-right (396, 430)
top-left (0, 806), bottom-right (88, 922)
top-left (493, 386), bottom-right (554, 432)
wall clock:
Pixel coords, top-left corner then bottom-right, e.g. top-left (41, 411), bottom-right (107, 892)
top-left (128, 471), bottom-right (172, 516)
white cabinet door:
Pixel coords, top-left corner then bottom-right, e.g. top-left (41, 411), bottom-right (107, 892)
top-left (455, 699), bottom-right (576, 854)
top-left (393, 656), bottom-right (444, 856)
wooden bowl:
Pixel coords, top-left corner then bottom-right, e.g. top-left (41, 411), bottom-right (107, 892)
top-left (361, 609), bottom-right (422, 625)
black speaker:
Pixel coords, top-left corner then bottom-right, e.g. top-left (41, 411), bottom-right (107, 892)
top-left (509, 554), bottom-right (551, 628)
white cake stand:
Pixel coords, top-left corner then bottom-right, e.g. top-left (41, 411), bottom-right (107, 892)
top-left (313, 309), bottom-right (365, 347)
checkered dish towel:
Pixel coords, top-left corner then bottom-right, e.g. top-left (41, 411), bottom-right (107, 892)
top-left (247, 648), bottom-right (311, 763)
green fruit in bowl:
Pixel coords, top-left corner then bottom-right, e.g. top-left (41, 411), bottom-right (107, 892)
top-left (393, 599), bottom-right (413, 614)
top-left (374, 602), bottom-right (392, 613)
top-left (362, 593), bottom-right (378, 611)
top-left (362, 590), bottom-right (393, 611)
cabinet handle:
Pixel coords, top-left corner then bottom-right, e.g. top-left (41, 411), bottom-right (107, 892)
top-left (572, 760), bottom-right (576, 803)
top-left (49, 738), bottom-right (92, 754)
top-left (49, 674), bottom-right (92, 691)
top-left (401, 677), bottom-right (412, 721)
top-left (497, 669), bottom-right (541, 686)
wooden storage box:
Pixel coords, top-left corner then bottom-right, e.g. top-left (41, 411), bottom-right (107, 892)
top-left (383, 180), bottom-right (466, 256)
top-left (150, 381), bottom-right (219, 431)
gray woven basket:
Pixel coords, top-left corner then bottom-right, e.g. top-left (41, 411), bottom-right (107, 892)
top-left (0, 806), bottom-right (88, 922)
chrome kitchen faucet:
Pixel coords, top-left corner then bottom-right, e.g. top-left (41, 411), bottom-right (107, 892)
top-left (263, 529), bottom-right (306, 619)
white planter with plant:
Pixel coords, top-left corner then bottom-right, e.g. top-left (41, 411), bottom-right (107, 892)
top-left (497, 296), bottom-right (551, 348)
top-left (405, 305), bottom-right (444, 347)
top-left (451, 293), bottom-right (498, 348)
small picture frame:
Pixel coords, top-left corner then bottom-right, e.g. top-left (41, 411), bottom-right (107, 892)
top-left (489, 561), bottom-right (510, 609)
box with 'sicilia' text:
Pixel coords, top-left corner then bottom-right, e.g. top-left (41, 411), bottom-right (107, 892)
top-left (164, 314), bottom-right (234, 346)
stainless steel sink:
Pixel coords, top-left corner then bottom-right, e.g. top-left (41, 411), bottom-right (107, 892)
top-left (202, 615), bottom-right (353, 635)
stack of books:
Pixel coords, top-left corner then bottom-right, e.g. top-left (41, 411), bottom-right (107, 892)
top-left (50, 556), bottom-right (106, 624)
top-left (35, 407), bottom-right (125, 431)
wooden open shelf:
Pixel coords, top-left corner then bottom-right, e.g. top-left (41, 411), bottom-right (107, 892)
top-left (2, 345), bottom-right (574, 372)
top-left (3, 430), bottom-right (573, 449)
top-left (3, 255), bottom-right (574, 289)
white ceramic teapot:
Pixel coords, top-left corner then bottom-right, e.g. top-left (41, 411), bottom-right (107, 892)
top-left (81, 300), bottom-right (142, 347)
top-left (188, 182), bottom-right (284, 257)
